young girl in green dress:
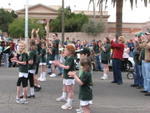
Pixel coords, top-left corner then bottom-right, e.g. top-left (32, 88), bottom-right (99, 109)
top-left (68, 58), bottom-right (93, 113)
top-left (28, 41), bottom-right (37, 98)
top-left (11, 41), bottom-right (29, 104)
top-left (101, 37), bottom-right (111, 80)
top-left (38, 41), bottom-right (47, 81)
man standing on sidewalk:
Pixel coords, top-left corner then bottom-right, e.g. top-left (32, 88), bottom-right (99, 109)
top-left (143, 32), bottom-right (150, 96)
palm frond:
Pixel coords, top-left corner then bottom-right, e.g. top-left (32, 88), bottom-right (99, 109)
top-left (130, 0), bottom-right (134, 8)
top-left (97, 0), bottom-right (101, 5)
top-left (89, 0), bottom-right (93, 4)
top-left (135, 0), bottom-right (138, 8)
top-left (88, 0), bottom-right (93, 10)
top-left (144, 0), bottom-right (148, 6)
top-left (97, 0), bottom-right (108, 5)
top-left (96, 0), bottom-right (150, 9)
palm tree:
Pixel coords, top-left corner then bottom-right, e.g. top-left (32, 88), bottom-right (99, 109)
top-left (89, 0), bottom-right (96, 20)
top-left (97, 0), bottom-right (150, 37)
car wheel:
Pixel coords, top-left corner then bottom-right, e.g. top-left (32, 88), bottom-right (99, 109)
top-left (127, 72), bottom-right (134, 80)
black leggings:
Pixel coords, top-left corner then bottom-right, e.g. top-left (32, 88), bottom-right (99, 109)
top-left (35, 63), bottom-right (39, 75)
top-left (28, 73), bottom-right (34, 87)
top-left (17, 77), bottom-right (28, 88)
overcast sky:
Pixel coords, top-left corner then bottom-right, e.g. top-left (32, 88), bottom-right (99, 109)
top-left (0, 0), bottom-right (150, 23)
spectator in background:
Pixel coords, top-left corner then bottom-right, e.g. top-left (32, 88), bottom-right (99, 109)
top-left (15, 40), bottom-right (20, 52)
top-left (127, 39), bottom-right (134, 57)
top-left (80, 40), bottom-right (88, 49)
top-left (9, 39), bottom-right (15, 51)
top-left (0, 41), bottom-right (3, 66)
top-left (131, 41), bottom-right (143, 89)
top-left (137, 36), bottom-right (143, 43)
top-left (141, 32), bottom-right (150, 96)
top-left (64, 37), bottom-right (72, 45)
top-left (1, 41), bottom-right (10, 67)
top-left (83, 40), bottom-right (88, 47)
top-left (111, 36), bottom-right (125, 85)
top-left (122, 44), bottom-right (130, 71)
top-left (8, 39), bottom-right (15, 67)
top-left (71, 38), bottom-right (76, 44)
top-left (75, 40), bottom-right (81, 50)
top-left (93, 40), bottom-right (102, 71)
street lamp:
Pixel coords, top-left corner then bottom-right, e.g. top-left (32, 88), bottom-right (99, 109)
top-left (25, 0), bottom-right (29, 50)
top-left (61, 0), bottom-right (65, 45)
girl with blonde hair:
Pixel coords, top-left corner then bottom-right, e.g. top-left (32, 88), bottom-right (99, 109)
top-left (11, 41), bottom-right (29, 104)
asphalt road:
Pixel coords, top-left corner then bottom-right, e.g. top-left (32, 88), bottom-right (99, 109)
top-left (0, 68), bottom-right (150, 113)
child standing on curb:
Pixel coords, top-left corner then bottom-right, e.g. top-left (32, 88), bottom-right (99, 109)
top-left (11, 41), bottom-right (29, 104)
top-left (68, 58), bottom-right (93, 113)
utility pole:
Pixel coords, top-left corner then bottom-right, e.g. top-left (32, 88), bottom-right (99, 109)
top-left (25, 0), bottom-right (29, 50)
top-left (61, 0), bottom-right (65, 45)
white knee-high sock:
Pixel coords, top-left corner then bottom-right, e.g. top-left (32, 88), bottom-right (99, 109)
top-left (30, 87), bottom-right (35, 95)
top-left (41, 72), bottom-right (43, 78)
top-left (40, 73), bottom-right (43, 79)
top-left (43, 72), bottom-right (46, 80)
top-left (62, 92), bottom-right (67, 99)
top-left (67, 98), bottom-right (73, 106)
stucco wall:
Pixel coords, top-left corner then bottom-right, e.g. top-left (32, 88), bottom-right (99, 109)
top-left (107, 22), bottom-right (150, 33)
top-left (49, 22), bottom-right (150, 42)
top-left (49, 32), bottom-right (135, 42)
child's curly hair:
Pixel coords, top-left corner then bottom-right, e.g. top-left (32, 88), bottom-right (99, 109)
top-left (66, 44), bottom-right (76, 55)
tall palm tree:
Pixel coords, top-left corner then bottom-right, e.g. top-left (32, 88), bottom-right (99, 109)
top-left (89, 0), bottom-right (96, 20)
top-left (97, 0), bottom-right (150, 37)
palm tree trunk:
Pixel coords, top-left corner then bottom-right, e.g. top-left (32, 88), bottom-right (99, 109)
top-left (99, 1), bottom-right (103, 21)
top-left (116, 0), bottom-right (123, 37)
top-left (93, 0), bottom-right (96, 21)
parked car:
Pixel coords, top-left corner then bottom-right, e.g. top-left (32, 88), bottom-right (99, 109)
top-left (109, 57), bottom-right (134, 71)
top-left (75, 52), bottom-right (134, 72)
